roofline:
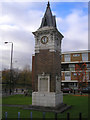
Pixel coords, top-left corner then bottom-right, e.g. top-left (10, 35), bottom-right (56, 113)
top-left (61, 61), bottom-right (90, 64)
top-left (32, 50), bottom-right (90, 55)
top-left (61, 50), bottom-right (90, 54)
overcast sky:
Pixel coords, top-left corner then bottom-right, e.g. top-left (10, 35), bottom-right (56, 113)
top-left (0, 1), bottom-right (88, 70)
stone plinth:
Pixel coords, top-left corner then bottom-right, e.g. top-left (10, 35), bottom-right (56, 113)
top-left (32, 92), bottom-right (63, 107)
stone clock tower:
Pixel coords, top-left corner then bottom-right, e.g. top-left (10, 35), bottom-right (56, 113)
top-left (32, 2), bottom-right (64, 107)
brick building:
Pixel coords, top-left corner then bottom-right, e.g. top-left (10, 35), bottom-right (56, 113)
top-left (61, 50), bottom-right (90, 89)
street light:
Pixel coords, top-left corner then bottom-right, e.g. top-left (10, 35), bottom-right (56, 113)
top-left (4, 42), bottom-right (13, 95)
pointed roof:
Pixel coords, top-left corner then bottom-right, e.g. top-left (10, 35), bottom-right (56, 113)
top-left (40, 2), bottom-right (56, 28)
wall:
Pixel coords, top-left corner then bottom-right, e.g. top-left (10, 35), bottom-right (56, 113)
top-left (33, 50), bottom-right (61, 92)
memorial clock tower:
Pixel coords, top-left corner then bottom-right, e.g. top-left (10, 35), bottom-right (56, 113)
top-left (32, 2), bottom-right (64, 107)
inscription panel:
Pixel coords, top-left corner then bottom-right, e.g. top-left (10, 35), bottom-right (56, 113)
top-left (40, 78), bottom-right (48, 92)
top-left (38, 74), bottom-right (50, 92)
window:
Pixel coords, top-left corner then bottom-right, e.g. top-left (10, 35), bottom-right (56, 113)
top-left (65, 54), bottom-right (70, 62)
top-left (61, 64), bottom-right (69, 71)
top-left (86, 64), bottom-right (90, 70)
top-left (73, 54), bottom-right (80, 57)
top-left (69, 64), bottom-right (75, 68)
top-left (82, 53), bottom-right (88, 61)
top-left (65, 72), bottom-right (71, 80)
top-left (69, 64), bottom-right (75, 71)
top-left (73, 73), bottom-right (77, 76)
top-left (65, 72), bottom-right (70, 76)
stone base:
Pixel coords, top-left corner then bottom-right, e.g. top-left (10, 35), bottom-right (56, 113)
top-left (32, 92), bottom-right (63, 107)
top-left (24, 103), bottom-right (72, 113)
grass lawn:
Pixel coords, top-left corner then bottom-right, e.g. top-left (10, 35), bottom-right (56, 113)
top-left (2, 94), bottom-right (88, 119)
top-left (2, 94), bottom-right (32, 105)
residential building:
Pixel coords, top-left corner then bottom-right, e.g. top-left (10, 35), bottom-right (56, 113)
top-left (61, 50), bottom-right (90, 89)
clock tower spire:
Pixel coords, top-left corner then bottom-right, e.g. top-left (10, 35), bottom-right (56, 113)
top-left (40, 1), bottom-right (56, 28)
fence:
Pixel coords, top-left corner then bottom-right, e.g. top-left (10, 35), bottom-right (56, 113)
top-left (4, 112), bottom-right (83, 120)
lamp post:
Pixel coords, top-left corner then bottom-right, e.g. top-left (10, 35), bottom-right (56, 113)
top-left (5, 42), bottom-right (13, 95)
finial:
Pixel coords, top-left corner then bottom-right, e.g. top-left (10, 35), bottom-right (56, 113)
top-left (47, 1), bottom-right (50, 8)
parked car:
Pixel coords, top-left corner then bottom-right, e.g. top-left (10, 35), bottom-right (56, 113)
top-left (73, 87), bottom-right (81, 93)
top-left (81, 87), bottom-right (90, 93)
top-left (62, 87), bottom-right (73, 93)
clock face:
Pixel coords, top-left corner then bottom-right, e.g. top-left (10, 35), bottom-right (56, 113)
top-left (41, 36), bottom-right (48, 44)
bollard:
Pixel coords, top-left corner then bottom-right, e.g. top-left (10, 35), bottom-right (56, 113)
top-left (5, 112), bottom-right (7, 120)
top-left (79, 112), bottom-right (82, 120)
top-left (30, 112), bottom-right (32, 120)
top-left (18, 112), bottom-right (20, 120)
top-left (43, 112), bottom-right (45, 120)
top-left (67, 112), bottom-right (70, 120)
top-left (55, 112), bottom-right (57, 120)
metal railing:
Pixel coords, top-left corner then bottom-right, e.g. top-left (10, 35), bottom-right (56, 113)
top-left (4, 112), bottom-right (83, 120)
